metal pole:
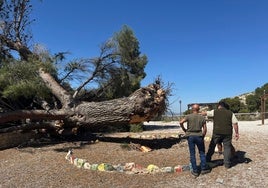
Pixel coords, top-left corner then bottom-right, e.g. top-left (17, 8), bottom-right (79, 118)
top-left (264, 96), bottom-right (266, 124)
top-left (261, 97), bottom-right (264, 125)
top-left (264, 91), bottom-right (266, 124)
top-left (179, 100), bottom-right (182, 120)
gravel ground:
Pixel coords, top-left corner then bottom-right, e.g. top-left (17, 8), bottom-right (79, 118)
top-left (0, 120), bottom-right (268, 188)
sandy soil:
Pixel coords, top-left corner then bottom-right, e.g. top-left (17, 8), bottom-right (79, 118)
top-left (0, 120), bottom-right (268, 188)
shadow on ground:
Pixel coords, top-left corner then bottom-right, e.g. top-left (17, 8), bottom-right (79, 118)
top-left (97, 136), bottom-right (184, 150)
top-left (144, 125), bottom-right (179, 131)
top-left (13, 129), bottom-right (187, 153)
top-left (208, 150), bottom-right (252, 169)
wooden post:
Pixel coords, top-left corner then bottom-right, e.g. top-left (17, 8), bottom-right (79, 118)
top-left (261, 97), bottom-right (264, 125)
top-left (261, 93), bottom-right (268, 125)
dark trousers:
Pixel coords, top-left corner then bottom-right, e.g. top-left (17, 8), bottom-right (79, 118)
top-left (187, 136), bottom-right (207, 172)
top-left (206, 134), bottom-right (233, 167)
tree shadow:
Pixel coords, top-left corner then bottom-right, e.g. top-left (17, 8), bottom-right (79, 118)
top-left (144, 125), bottom-right (179, 131)
top-left (51, 136), bottom-right (185, 153)
top-left (96, 136), bottom-right (183, 150)
top-left (14, 125), bottom-right (186, 152)
top-left (53, 124), bottom-right (184, 152)
top-left (63, 130), bottom-right (185, 150)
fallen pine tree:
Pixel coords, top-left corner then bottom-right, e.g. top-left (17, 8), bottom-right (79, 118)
top-left (0, 0), bottom-right (169, 148)
top-left (0, 77), bottom-right (167, 134)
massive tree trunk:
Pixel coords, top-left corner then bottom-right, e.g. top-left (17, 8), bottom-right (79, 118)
top-left (0, 30), bottom-right (167, 135)
top-left (0, 0), bottom-right (168, 148)
top-left (0, 70), bottom-right (166, 134)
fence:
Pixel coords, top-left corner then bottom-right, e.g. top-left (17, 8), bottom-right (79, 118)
top-left (161, 112), bottom-right (267, 122)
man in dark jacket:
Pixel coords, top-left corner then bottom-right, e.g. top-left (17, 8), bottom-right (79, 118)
top-left (202, 101), bottom-right (239, 168)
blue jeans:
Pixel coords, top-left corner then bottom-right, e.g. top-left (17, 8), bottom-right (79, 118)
top-left (187, 136), bottom-right (207, 172)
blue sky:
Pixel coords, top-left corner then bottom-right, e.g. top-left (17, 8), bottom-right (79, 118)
top-left (30, 0), bottom-right (268, 113)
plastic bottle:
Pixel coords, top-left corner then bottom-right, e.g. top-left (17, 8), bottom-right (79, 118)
top-left (174, 165), bottom-right (182, 173)
top-left (161, 167), bottom-right (174, 173)
top-left (182, 165), bottom-right (190, 171)
top-left (189, 163), bottom-right (193, 171)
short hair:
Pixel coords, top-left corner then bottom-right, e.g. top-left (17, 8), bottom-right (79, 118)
top-left (192, 104), bottom-right (200, 111)
top-left (218, 101), bottom-right (230, 110)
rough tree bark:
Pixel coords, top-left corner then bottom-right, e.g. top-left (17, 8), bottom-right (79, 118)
top-left (0, 27), bottom-right (167, 135)
top-left (0, 68), bottom-right (166, 134)
top-left (0, 1), bottom-right (167, 149)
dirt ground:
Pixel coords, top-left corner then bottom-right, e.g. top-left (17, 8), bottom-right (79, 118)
top-left (0, 120), bottom-right (268, 188)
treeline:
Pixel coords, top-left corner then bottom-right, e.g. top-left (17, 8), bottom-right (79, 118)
top-left (181, 83), bottom-right (268, 116)
top-left (221, 83), bottom-right (268, 113)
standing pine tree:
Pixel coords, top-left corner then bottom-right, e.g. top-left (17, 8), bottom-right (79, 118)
top-left (100, 25), bottom-right (148, 99)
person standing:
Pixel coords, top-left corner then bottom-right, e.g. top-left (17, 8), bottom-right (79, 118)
top-left (202, 101), bottom-right (239, 169)
top-left (180, 104), bottom-right (211, 177)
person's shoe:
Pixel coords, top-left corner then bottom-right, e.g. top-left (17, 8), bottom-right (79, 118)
top-left (191, 170), bottom-right (199, 177)
top-left (201, 168), bottom-right (211, 175)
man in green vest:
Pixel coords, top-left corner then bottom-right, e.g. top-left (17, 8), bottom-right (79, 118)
top-left (202, 101), bottom-right (239, 169)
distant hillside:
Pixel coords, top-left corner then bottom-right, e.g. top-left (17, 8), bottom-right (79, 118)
top-left (237, 92), bottom-right (255, 104)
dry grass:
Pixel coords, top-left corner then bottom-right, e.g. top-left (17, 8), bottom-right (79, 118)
top-left (0, 121), bottom-right (267, 188)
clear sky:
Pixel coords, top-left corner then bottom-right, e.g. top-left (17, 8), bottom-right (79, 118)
top-left (30, 0), bottom-right (268, 113)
